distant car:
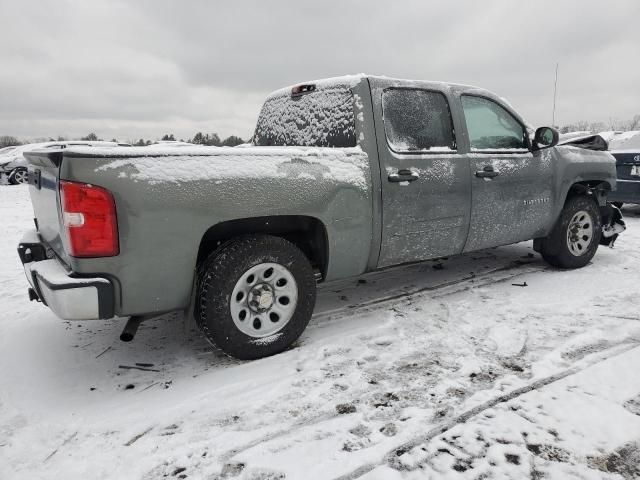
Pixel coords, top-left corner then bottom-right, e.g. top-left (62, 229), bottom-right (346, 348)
top-left (0, 146), bottom-right (18, 155)
top-left (606, 131), bottom-right (640, 207)
top-left (1, 143), bottom-right (53, 184)
top-left (0, 141), bottom-right (131, 184)
top-left (559, 131), bottom-right (640, 207)
top-left (150, 141), bottom-right (198, 147)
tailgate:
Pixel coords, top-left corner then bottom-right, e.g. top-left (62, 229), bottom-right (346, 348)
top-left (24, 150), bottom-right (69, 263)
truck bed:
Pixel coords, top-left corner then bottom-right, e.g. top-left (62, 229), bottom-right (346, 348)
top-left (23, 145), bottom-right (375, 317)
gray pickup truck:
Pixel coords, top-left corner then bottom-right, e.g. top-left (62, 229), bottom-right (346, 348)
top-left (18, 75), bottom-right (625, 359)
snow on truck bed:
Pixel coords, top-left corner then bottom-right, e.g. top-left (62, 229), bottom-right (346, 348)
top-left (88, 145), bottom-right (370, 187)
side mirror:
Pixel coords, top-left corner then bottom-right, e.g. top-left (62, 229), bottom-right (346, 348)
top-left (532, 126), bottom-right (559, 151)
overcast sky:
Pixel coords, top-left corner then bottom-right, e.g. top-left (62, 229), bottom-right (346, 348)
top-left (1, 0), bottom-right (639, 142)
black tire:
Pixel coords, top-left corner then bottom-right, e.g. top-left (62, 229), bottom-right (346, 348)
top-left (195, 235), bottom-right (316, 360)
top-left (8, 167), bottom-right (28, 185)
top-left (539, 195), bottom-right (602, 269)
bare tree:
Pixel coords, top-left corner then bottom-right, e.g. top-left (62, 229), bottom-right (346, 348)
top-left (0, 136), bottom-right (21, 148)
top-left (561, 114), bottom-right (640, 134)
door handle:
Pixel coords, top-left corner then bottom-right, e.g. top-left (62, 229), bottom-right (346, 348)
top-left (388, 169), bottom-right (419, 183)
top-left (475, 165), bottom-right (500, 178)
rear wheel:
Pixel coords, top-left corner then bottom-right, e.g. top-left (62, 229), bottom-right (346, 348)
top-left (8, 167), bottom-right (28, 185)
top-left (538, 195), bottom-right (601, 269)
top-left (195, 235), bottom-right (316, 360)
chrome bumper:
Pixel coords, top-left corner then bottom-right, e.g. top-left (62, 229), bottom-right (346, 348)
top-left (18, 230), bottom-right (114, 320)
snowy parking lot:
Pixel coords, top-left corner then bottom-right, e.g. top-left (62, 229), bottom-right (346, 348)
top-left (1, 184), bottom-right (639, 479)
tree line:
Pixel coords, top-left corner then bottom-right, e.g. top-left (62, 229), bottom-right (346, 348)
top-left (0, 132), bottom-right (247, 148)
top-left (558, 114), bottom-right (640, 134)
top-left (2, 113), bottom-right (640, 149)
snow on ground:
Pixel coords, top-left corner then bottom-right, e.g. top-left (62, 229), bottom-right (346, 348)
top-left (1, 185), bottom-right (639, 480)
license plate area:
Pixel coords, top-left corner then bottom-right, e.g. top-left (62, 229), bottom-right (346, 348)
top-left (631, 165), bottom-right (640, 177)
top-left (17, 242), bottom-right (48, 264)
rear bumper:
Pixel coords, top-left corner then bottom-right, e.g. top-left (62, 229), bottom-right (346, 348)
top-left (609, 178), bottom-right (640, 204)
top-left (17, 230), bottom-right (114, 320)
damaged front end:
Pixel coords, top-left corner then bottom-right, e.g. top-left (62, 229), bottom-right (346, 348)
top-left (558, 133), bottom-right (627, 248)
top-left (600, 203), bottom-right (626, 247)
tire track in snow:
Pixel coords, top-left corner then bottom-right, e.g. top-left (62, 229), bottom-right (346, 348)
top-left (333, 341), bottom-right (640, 480)
top-left (312, 261), bottom-right (544, 326)
top-left (218, 411), bottom-right (340, 463)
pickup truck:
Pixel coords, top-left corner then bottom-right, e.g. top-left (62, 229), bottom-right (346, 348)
top-left (18, 74), bottom-right (625, 360)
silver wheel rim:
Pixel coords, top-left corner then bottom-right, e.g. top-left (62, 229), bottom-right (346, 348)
top-left (14, 169), bottom-right (28, 184)
top-left (566, 210), bottom-right (594, 256)
top-left (230, 262), bottom-right (298, 338)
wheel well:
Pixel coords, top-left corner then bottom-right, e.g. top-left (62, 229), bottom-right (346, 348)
top-left (196, 216), bottom-right (329, 280)
top-left (566, 181), bottom-right (611, 206)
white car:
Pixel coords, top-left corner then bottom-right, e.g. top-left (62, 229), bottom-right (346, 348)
top-left (1, 141), bottom-right (131, 184)
top-left (150, 140), bottom-right (198, 147)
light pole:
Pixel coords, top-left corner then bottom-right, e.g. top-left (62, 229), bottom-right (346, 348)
top-left (552, 63), bottom-right (559, 128)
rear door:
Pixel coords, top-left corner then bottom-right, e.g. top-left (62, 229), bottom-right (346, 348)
top-left (459, 95), bottom-right (555, 252)
top-left (370, 80), bottom-right (472, 267)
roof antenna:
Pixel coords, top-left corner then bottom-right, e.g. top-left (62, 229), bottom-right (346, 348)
top-left (552, 63), bottom-right (559, 127)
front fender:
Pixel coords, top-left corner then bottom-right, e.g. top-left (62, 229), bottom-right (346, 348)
top-left (552, 145), bottom-right (616, 218)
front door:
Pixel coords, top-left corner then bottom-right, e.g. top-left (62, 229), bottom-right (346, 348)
top-left (371, 82), bottom-right (472, 267)
top-left (459, 95), bottom-right (555, 252)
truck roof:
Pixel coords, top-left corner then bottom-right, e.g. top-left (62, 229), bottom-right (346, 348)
top-left (267, 74), bottom-right (487, 99)
top-left (266, 74), bottom-right (528, 131)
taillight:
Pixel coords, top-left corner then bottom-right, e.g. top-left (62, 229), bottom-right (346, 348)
top-left (59, 180), bottom-right (119, 257)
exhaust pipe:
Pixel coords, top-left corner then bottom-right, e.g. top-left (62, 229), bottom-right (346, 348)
top-left (120, 316), bottom-right (144, 342)
top-left (28, 287), bottom-right (41, 302)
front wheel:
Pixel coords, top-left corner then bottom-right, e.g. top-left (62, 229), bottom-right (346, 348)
top-left (195, 235), bottom-right (317, 360)
top-left (538, 195), bottom-right (602, 269)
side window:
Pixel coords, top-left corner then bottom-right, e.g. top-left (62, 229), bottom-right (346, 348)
top-left (461, 95), bottom-right (526, 150)
top-left (382, 89), bottom-right (456, 152)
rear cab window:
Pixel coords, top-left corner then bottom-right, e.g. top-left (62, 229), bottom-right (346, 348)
top-left (254, 83), bottom-right (356, 147)
top-left (461, 95), bottom-right (527, 151)
top-left (382, 88), bottom-right (456, 153)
